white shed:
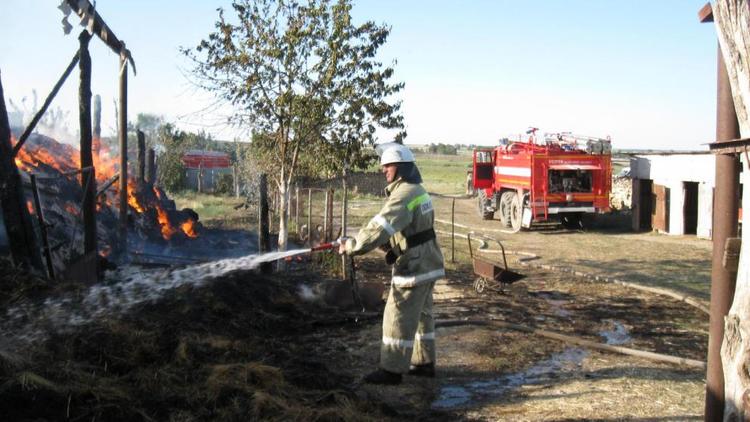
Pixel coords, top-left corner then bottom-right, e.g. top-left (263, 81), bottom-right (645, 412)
top-left (630, 152), bottom-right (720, 238)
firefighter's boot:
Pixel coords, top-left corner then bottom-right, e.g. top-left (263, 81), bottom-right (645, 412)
top-left (408, 362), bottom-right (435, 378)
top-left (363, 368), bottom-right (402, 385)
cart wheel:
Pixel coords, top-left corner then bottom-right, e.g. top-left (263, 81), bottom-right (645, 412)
top-left (473, 278), bottom-right (487, 294)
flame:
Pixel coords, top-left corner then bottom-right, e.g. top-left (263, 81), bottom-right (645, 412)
top-left (156, 206), bottom-right (179, 240)
top-left (26, 200), bottom-right (34, 215)
top-left (127, 181), bottom-right (145, 213)
top-left (181, 219), bottom-right (198, 238)
top-left (13, 134), bottom-right (202, 242)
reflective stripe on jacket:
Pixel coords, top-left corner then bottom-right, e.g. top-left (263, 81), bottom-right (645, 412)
top-left (344, 178), bottom-right (445, 287)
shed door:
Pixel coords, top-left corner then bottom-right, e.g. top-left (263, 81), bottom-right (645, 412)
top-left (652, 184), bottom-right (670, 233)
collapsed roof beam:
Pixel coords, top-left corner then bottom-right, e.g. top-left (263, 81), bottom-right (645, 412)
top-left (64, 0), bottom-right (136, 74)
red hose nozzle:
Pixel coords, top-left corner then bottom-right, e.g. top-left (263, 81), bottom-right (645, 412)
top-left (310, 240), bottom-right (340, 252)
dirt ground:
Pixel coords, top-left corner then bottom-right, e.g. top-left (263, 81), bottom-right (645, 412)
top-left (0, 194), bottom-right (711, 421)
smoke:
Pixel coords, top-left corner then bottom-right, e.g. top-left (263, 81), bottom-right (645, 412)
top-left (8, 92), bottom-right (77, 146)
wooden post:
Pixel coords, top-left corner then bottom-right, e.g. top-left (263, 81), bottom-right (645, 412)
top-left (258, 174), bottom-right (272, 274)
top-left (118, 48), bottom-right (128, 255)
top-left (294, 184), bottom-right (300, 233)
top-left (197, 162), bottom-right (203, 193)
top-left (307, 188), bottom-right (312, 246)
top-left (93, 94), bottom-right (101, 158)
top-left (233, 164), bottom-right (239, 198)
top-left (146, 148), bottom-right (155, 185)
top-left (79, 30), bottom-right (97, 266)
top-left (341, 177), bottom-right (348, 279)
top-left (323, 189), bottom-right (331, 243)
top-left (451, 198), bottom-right (455, 263)
top-left (30, 175), bottom-right (55, 280)
top-left (136, 129), bottom-right (145, 185)
top-left (328, 189), bottom-right (334, 242)
top-left (0, 72), bottom-right (43, 272)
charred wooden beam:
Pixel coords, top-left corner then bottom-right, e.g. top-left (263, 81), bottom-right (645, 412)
top-left (64, 0), bottom-right (136, 74)
top-left (96, 173), bottom-right (119, 197)
top-left (118, 51), bottom-right (128, 254)
top-left (12, 51), bottom-right (79, 157)
top-left (0, 71), bottom-right (43, 272)
top-left (29, 174), bottom-right (55, 280)
top-left (137, 129), bottom-right (145, 185)
top-left (78, 31), bottom-right (98, 271)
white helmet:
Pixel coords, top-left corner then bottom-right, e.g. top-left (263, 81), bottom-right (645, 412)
top-left (377, 142), bottom-right (415, 165)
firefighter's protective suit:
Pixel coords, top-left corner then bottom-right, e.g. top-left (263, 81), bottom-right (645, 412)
top-left (343, 175), bottom-right (445, 373)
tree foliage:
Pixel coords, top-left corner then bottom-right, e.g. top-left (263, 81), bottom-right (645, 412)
top-left (426, 143), bottom-right (458, 155)
top-left (184, 0), bottom-right (405, 249)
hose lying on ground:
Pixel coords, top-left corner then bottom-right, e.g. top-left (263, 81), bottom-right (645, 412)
top-left (436, 318), bottom-right (706, 369)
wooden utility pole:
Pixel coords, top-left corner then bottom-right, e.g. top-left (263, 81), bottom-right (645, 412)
top-left (258, 174), bottom-right (271, 274)
top-left (136, 130), bottom-right (145, 185)
top-left (79, 30), bottom-right (97, 265)
top-left (0, 72), bottom-right (43, 272)
top-left (118, 49), bottom-right (128, 255)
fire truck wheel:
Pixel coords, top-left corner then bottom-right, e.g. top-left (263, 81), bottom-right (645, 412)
top-left (477, 191), bottom-right (494, 220)
top-left (499, 192), bottom-right (514, 228)
top-left (509, 193), bottom-right (523, 233)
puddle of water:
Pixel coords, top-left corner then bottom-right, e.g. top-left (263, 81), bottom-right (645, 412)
top-left (536, 291), bottom-right (571, 318)
top-left (432, 347), bottom-right (588, 409)
top-left (599, 319), bottom-right (631, 345)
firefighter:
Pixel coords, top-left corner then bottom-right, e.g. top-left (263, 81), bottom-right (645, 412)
top-left (339, 143), bottom-right (445, 385)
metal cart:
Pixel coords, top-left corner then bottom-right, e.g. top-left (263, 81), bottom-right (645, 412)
top-left (467, 232), bottom-right (526, 294)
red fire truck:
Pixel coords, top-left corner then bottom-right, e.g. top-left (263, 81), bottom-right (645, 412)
top-left (472, 129), bottom-right (612, 232)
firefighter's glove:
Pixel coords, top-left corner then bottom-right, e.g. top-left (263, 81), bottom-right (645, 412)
top-left (379, 243), bottom-right (397, 265)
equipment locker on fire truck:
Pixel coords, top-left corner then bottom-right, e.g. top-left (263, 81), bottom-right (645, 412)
top-left (472, 129), bottom-right (612, 232)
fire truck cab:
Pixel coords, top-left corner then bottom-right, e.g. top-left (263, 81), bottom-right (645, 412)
top-left (472, 130), bottom-right (612, 232)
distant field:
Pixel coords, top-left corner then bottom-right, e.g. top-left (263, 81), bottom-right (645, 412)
top-left (414, 153), bottom-right (470, 195)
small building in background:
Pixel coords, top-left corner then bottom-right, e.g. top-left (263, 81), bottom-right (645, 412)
top-left (629, 152), bottom-right (739, 239)
top-left (181, 150), bottom-right (233, 193)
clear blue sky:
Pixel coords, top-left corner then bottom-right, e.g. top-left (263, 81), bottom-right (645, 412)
top-left (0, 1), bottom-right (718, 150)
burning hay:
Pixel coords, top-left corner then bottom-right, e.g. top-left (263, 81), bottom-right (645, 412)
top-left (10, 133), bottom-right (255, 275)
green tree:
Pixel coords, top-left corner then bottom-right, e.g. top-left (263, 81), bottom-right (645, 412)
top-left (184, 0), bottom-right (404, 252)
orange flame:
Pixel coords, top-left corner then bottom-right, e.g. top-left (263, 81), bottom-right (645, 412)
top-left (181, 219), bottom-right (198, 238)
top-left (127, 181), bottom-right (145, 213)
top-left (26, 200), bottom-right (34, 215)
top-left (156, 206), bottom-right (179, 240)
